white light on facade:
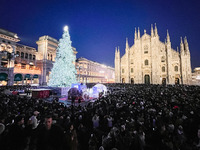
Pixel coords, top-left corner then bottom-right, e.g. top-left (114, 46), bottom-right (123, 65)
top-left (196, 75), bottom-right (200, 80)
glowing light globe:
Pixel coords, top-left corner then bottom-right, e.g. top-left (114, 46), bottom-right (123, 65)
top-left (64, 26), bottom-right (68, 32)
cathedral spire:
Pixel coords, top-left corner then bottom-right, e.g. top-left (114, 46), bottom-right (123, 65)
top-left (166, 30), bottom-right (170, 43)
top-left (154, 23), bottom-right (158, 36)
top-left (184, 36), bottom-right (189, 53)
top-left (115, 47), bottom-right (118, 54)
top-left (134, 27), bottom-right (137, 41)
top-left (151, 24), bottom-right (154, 37)
top-left (184, 36), bottom-right (188, 44)
top-left (180, 37), bottom-right (184, 55)
top-left (126, 38), bottom-right (129, 50)
top-left (177, 46), bottom-right (179, 52)
top-left (138, 27), bottom-right (140, 39)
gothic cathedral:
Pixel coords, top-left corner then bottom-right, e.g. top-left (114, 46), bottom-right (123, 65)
top-left (115, 24), bottom-right (192, 84)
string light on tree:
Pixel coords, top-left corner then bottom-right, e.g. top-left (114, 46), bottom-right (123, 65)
top-left (48, 25), bottom-right (77, 87)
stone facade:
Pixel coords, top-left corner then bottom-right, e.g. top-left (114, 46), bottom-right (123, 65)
top-left (191, 67), bottom-right (200, 85)
top-left (76, 57), bottom-right (115, 83)
top-left (115, 24), bottom-right (192, 84)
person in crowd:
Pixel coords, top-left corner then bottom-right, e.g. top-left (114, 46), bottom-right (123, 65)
top-left (36, 115), bottom-right (65, 150)
top-left (7, 115), bottom-right (27, 150)
top-left (65, 123), bottom-right (78, 150)
top-left (0, 84), bottom-right (200, 149)
top-left (30, 111), bottom-right (40, 130)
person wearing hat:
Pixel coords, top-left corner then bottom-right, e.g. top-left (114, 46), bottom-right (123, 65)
top-left (30, 111), bottom-right (40, 129)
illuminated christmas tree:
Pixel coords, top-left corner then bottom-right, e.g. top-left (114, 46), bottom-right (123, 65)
top-left (48, 26), bottom-right (77, 87)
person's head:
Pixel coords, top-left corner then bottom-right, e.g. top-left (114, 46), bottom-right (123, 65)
top-left (33, 111), bottom-right (40, 116)
top-left (14, 115), bottom-right (24, 125)
top-left (45, 116), bottom-right (52, 130)
top-left (70, 124), bottom-right (74, 130)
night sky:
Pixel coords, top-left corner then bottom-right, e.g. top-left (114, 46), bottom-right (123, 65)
top-left (0, 0), bottom-right (199, 70)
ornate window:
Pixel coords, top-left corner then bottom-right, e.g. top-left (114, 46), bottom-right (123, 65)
top-left (131, 59), bottom-right (133, 64)
top-left (144, 45), bottom-right (148, 54)
top-left (175, 66), bottom-right (178, 72)
top-left (29, 54), bottom-right (32, 59)
top-left (162, 66), bottom-right (165, 72)
top-left (131, 68), bottom-right (133, 73)
top-left (16, 51), bottom-right (20, 57)
top-left (25, 53), bottom-right (28, 59)
top-left (21, 52), bottom-right (24, 58)
top-left (161, 56), bottom-right (165, 62)
top-left (145, 59), bottom-right (148, 66)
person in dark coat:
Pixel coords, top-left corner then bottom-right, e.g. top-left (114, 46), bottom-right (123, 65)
top-left (7, 115), bottom-right (27, 150)
top-left (36, 115), bottom-right (65, 150)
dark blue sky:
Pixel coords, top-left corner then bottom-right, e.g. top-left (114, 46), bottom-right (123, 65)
top-left (1, 0), bottom-right (199, 70)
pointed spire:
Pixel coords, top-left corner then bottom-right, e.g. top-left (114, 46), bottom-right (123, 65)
top-left (180, 37), bottom-right (184, 55)
top-left (138, 27), bottom-right (140, 39)
top-left (177, 46), bottom-right (179, 52)
top-left (151, 24), bottom-right (154, 37)
top-left (134, 27), bottom-right (137, 41)
top-left (180, 37), bottom-right (183, 44)
top-left (184, 36), bottom-right (189, 53)
top-left (155, 23), bottom-right (158, 36)
top-left (118, 46), bottom-right (120, 53)
top-left (126, 38), bottom-right (129, 49)
top-left (184, 36), bottom-right (188, 44)
top-left (115, 47), bottom-right (118, 54)
top-left (166, 30), bottom-right (170, 43)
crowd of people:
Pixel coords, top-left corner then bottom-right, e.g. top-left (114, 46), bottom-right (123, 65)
top-left (0, 84), bottom-right (200, 150)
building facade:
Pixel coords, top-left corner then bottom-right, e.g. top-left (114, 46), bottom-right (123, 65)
top-left (191, 67), bottom-right (200, 85)
top-left (0, 28), bottom-right (114, 86)
top-left (0, 28), bottom-right (41, 86)
top-left (115, 24), bottom-right (192, 84)
top-left (76, 57), bottom-right (115, 83)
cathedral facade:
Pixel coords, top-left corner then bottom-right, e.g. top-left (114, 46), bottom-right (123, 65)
top-left (115, 24), bottom-right (192, 85)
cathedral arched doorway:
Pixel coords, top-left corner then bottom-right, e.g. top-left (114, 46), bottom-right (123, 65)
top-left (122, 78), bottom-right (125, 83)
top-left (144, 75), bottom-right (150, 84)
top-left (175, 78), bottom-right (180, 84)
top-left (131, 78), bottom-right (134, 84)
top-left (162, 78), bottom-right (166, 85)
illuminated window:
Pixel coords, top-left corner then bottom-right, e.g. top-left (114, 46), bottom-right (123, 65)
top-left (145, 60), bottom-right (148, 65)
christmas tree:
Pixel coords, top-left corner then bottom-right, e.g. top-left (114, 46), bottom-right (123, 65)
top-left (48, 26), bottom-right (77, 87)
